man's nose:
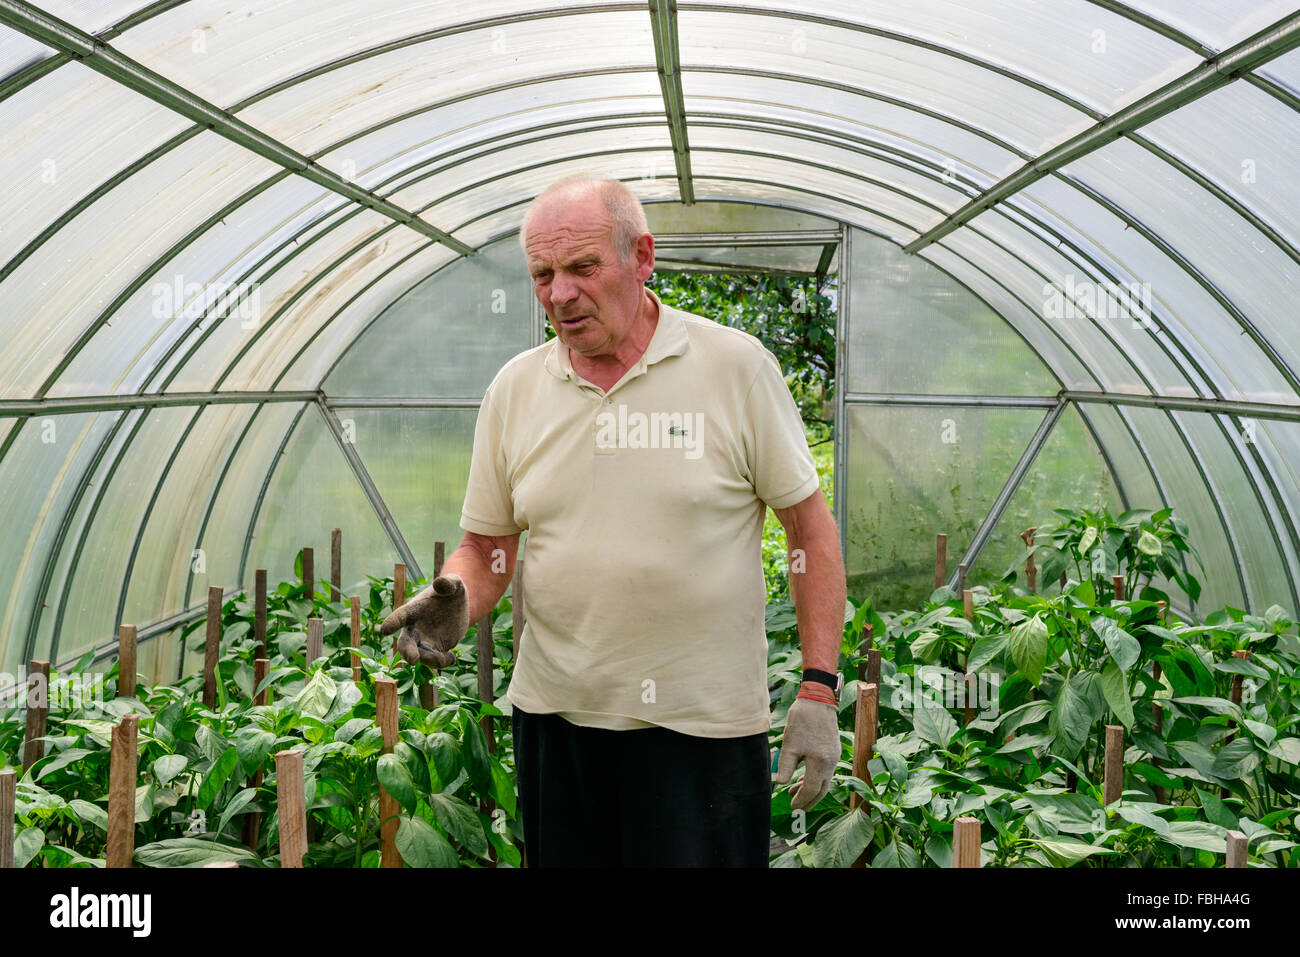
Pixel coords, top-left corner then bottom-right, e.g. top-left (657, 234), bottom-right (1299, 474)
top-left (550, 271), bottom-right (580, 305)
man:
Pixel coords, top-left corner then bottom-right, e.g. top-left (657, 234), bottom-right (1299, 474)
top-left (381, 176), bottom-right (846, 867)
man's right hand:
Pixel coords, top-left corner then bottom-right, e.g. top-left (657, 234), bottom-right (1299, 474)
top-left (378, 573), bottom-right (471, 668)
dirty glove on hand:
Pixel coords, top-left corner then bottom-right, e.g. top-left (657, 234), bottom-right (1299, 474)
top-left (377, 573), bottom-right (470, 668)
top-left (775, 695), bottom-right (841, 811)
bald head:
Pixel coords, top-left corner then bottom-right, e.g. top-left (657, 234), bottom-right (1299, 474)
top-left (520, 177), bottom-right (650, 262)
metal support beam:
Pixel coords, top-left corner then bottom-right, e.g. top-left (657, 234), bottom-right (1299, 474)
top-left (0, 0), bottom-right (475, 257)
top-left (1064, 390), bottom-right (1300, 423)
top-left (948, 397), bottom-right (1067, 590)
top-left (844, 393), bottom-right (1060, 409)
top-left (313, 399), bottom-right (422, 581)
top-left (653, 230), bottom-right (842, 247)
top-left (904, 11), bottom-right (1300, 254)
top-left (0, 390), bottom-right (316, 417)
top-left (649, 0), bottom-right (695, 204)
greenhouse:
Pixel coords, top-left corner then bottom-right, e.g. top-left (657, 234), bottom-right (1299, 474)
top-left (0, 0), bottom-right (1298, 873)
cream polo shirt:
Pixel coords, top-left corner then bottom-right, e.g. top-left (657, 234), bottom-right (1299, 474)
top-left (459, 289), bottom-right (820, 737)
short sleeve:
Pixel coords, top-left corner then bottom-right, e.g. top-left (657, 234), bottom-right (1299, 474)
top-left (742, 348), bottom-right (820, 510)
top-left (460, 384), bottom-right (527, 535)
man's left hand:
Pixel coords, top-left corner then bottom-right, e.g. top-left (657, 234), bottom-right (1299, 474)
top-left (775, 695), bottom-right (841, 811)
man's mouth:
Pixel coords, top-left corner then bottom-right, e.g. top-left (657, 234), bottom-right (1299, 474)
top-left (560, 316), bottom-right (589, 329)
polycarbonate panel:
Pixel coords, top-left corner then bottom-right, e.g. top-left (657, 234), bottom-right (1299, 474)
top-left (1143, 83), bottom-right (1300, 256)
top-left (843, 403), bottom-right (1048, 610)
top-left (1, 130), bottom-right (281, 397)
top-left (1120, 0), bottom-right (1298, 50)
top-left (690, 180), bottom-right (920, 245)
top-left (681, 71), bottom-right (1026, 185)
top-left (1122, 406), bottom-right (1243, 614)
top-left (970, 403), bottom-right (1123, 586)
top-left (340, 408), bottom-right (482, 576)
top-left (0, 24), bottom-right (53, 81)
top-left (1059, 138), bottom-right (1300, 398)
top-left (56, 407), bottom-right (193, 665)
top-left (689, 126), bottom-right (975, 213)
top-left (847, 228), bottom-right (1056, 395)
top-left (1258, 46), bottom-right (1300, 92)
top-left (0, 411), bottom-right (113, 674)
top-left (1174, 410), bottom-right (1296, 613)
top-left (246, 409), bottom-right (398, 603)
top-left (231, 12), bottom-right (653, 155)
top-left (282, 242), bottom-right (459, 390)
top-left (1253, 419), bottom-right (1300, 567)
top-left (677, 9), bottom-right (1095, 157)
top-left (646, 200), bottom-right (838, 234)
top-left (52, 177), bottom-right (350, 398)
top-left (1073, 401), bottom-right (1163, 509)
top-left (656, 244), bottom-right (831, 275)
top-left (122, 403), bottom-right (258, 633)
top-left (38, 0), bottom-right (150, 33)
top-left (164, 207), bottom-right (398, 392)
top-left (324, 236), bottom-right (530, 397)
top-left (919, 244), bottom-right (1097, 391)
top-left (0, 61), bottom-right (192, 273)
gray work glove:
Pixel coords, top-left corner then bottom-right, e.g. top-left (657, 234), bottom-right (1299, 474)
top-left (775, 696), bottom-right (841, 811)
top-left (377, 574), bottom-right (470, 668)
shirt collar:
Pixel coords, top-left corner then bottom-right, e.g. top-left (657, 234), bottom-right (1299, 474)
top-left (544, 288), bottom-right (689, 381)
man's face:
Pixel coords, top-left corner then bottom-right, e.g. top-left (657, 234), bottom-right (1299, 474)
top-left (525, 190), bottom-right (654, 358)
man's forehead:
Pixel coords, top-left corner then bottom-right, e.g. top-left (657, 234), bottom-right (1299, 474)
top-left (524, 218), bottom-right (614, 266)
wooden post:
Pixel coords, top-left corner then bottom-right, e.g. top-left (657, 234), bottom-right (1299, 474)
top-left (253, 658), bottom-right (270, 707)
top-left (850, 683), bottom-right (878, 810)
top-left (0, 767), bottom-right (14, 869)
top-left (478, 612), bottom-right (495, 755)
top-left (1152, 661), bottom-right (1166, 804)
top-left (21, 660), bottom-right (49, 773)
top-left (254, 568), bottom-right (267, 660)
top-left (935, 533), bottom-right (947, 590)
top-left (867, 648), bottom-right (881, 689)
top-left (305, 617), bottom-right (323, 667)
top-left (956, 562), bottom-right (967, 597)
top-left (203, 585), bottom-right (222, 709)
top-left (1112, 575), bottom-right (1125, 602)
top-left (330, 528), bottom-right (342, 603)
top-left (375, 678), bottom-right (402, 867)
top-left (391, 564), bottom-right (407, 656)
top-left (953, 817), bottom-right (980, 868)
top-left (1104, 724), bottom-right (1123, 806)
top-left (1020, 527), bottom-right (1037, 592)
top-left (243, 658), bottom-right (270, 849)
top-left (106, 714), bottom-right (138, 868)
top-left (434, 541), bottom-right (445, 578)
top-left (857, 622), bottom-right (873, 683)
top-left (117, 624), bottom-right (137, 698)
top-left (350, 597), bottom-right (362, 683)
top-left (962, 589), bottom-right (974, 621)
top-left (1225, 829), bottom-right (1248, 868)
top-left (964, 672), bottom-right (975, 726)
top-left (302, 547), bottom-right (314, 601)
top-left (512, 556), bottom-right (525, 663)
top-left (1223, 650), bottom-right (1250, 799)
top-left (274, 750), bottom-right (307, 869)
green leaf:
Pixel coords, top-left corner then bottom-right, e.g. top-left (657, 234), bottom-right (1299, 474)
top-left (1093, 617), bottom-right (1141, 674)
top-left (490, 758), bottom-right (517, 818)
top-left (1008, 614), bottom-right (1048, 685)
top-left (872, 829), bottom-right (921, 868)
top-left (1136, 530), bottom-right (1163, 557)
top-left (1078, 525), bottom-right (1098, 558)
top-left (68, 799), bottom-right (108, 833)
top-left (198, 748), bottom-right (241, 811)
top-left (234, 729), bottom-right (276, 777)
top-left (395, 814), bottom-right (458, 868)
top-left (1050, 672), bottom-right (1097, 760)
top-left (1162, 821), bottom-right (1226, 854)
top-left (1099, 660), bottom-right (1136, 729)
top-left (1266, 737), bottom-right (1300, 765)
top-left (1211, 738), bottom-right (1260, 780)
top-left (377, 753), bottom-right (419, 814)
top-left (1197, 789), bottom-right (1238, 829)
top-left (810, 807), bottom-right (873, 868)
top-left (1116, 803), bottom-right (1171, 837)
top-left (909, 631), bottom-right (943, 664)
top-left (13, 827), bottom-right (44, 868)
top-left (1213, 658), bottom-right (1269, 679)
top-left (428, 732), bottom-right (462, 788)
top-left (460, 715), bottom-right (493, 795)
top-left (428, 792), bottom-right (491, 859)
top-left (35, 748), bottom-right (96, 781)
top-left (152, 754), bottom-right (188, 785)
top-left (967, 632), bottom-right (1010, 673)
top-left (134, 837), bottom-right (259, 868)
top-left (1030, 837), bottom-right (1113, 866)
top-left (215, 788), bottom-right (261, 838)
top-left (292, 670), bottom-right (337, 720)
top-left (911, 701), bottom-right (958, 749)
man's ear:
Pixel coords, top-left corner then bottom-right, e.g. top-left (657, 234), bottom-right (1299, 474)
top-left (633, 232), bottom-right (655, 282)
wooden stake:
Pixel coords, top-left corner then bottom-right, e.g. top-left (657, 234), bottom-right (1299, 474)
top-left (512, 555), bottom-right (525, 663)
top-left (391, 564), bottom-right (407, 656)
top-left (106, 714), bottom-right (138, 868)
top-left (21, 660), bottom-right (49, 773)
top-left (1104, 724), bottom-right (1123, 806)
top-left (964, 672), bottom-right (975, 726)
top-left (935, 533), bottom-right (947, 590)
top-left (953, 817), bottom-right (980, 868)
top-left (350, 596), bottom-right (362, 683)
top-left (1152, 661), bottom-right (1166, 804)
top-left (849, 683), bottom-right (878, 810)
top-left (1112, 575), bottom-right (1125, 602)
top-left (203, 585), bottom-right (222, 709)
top-left (962, 589), bottom-right (974, 621)
top-left (434, 541), bottom-right (445, 578)
top-left (274, 750), bottom-right (307, 869)
top-left (478, 612), bottom-right (495, 754)
top-left (1223, 650), bottom-right (1250, 799)
top-left (1225, 829), bottom-right (1248, 868)
top-left (243, 658), bottom-right (270, 849)
top-left (254, 568), bottom-right (267, 660)
top-left (956, 562), bottom-right (967, 597)
top-left (375, 678), bottom-right (402, 868)
top-left (117, 624), bottom-right (137, 698)
top-left (857, 622), bottom-right (873, 683)
top-left (867, 648), bottom-right (882, 689)
top-left (253, 658), bottom-right (270, 707)
top-left (330, 528), bottom-right (342, 603)
top-left (302, 547), bottom-right (314, 601)
top-left (0, 767), bottom-right (14, 869)
top-left (305, 617), bottom-right (323, 667)
top-left (1020, 527), bottom-right (1037, 592)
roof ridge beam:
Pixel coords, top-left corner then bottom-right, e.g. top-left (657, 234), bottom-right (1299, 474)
top-left (903, 10), bottom-right (1300, 255)
top-left (649, 0), bottom-right (695, 203)
top-left (0, 0), bottom-right (475, 256)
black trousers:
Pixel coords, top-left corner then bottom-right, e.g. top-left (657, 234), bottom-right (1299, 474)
top-left (511, 705), bottom-right (772, 867)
